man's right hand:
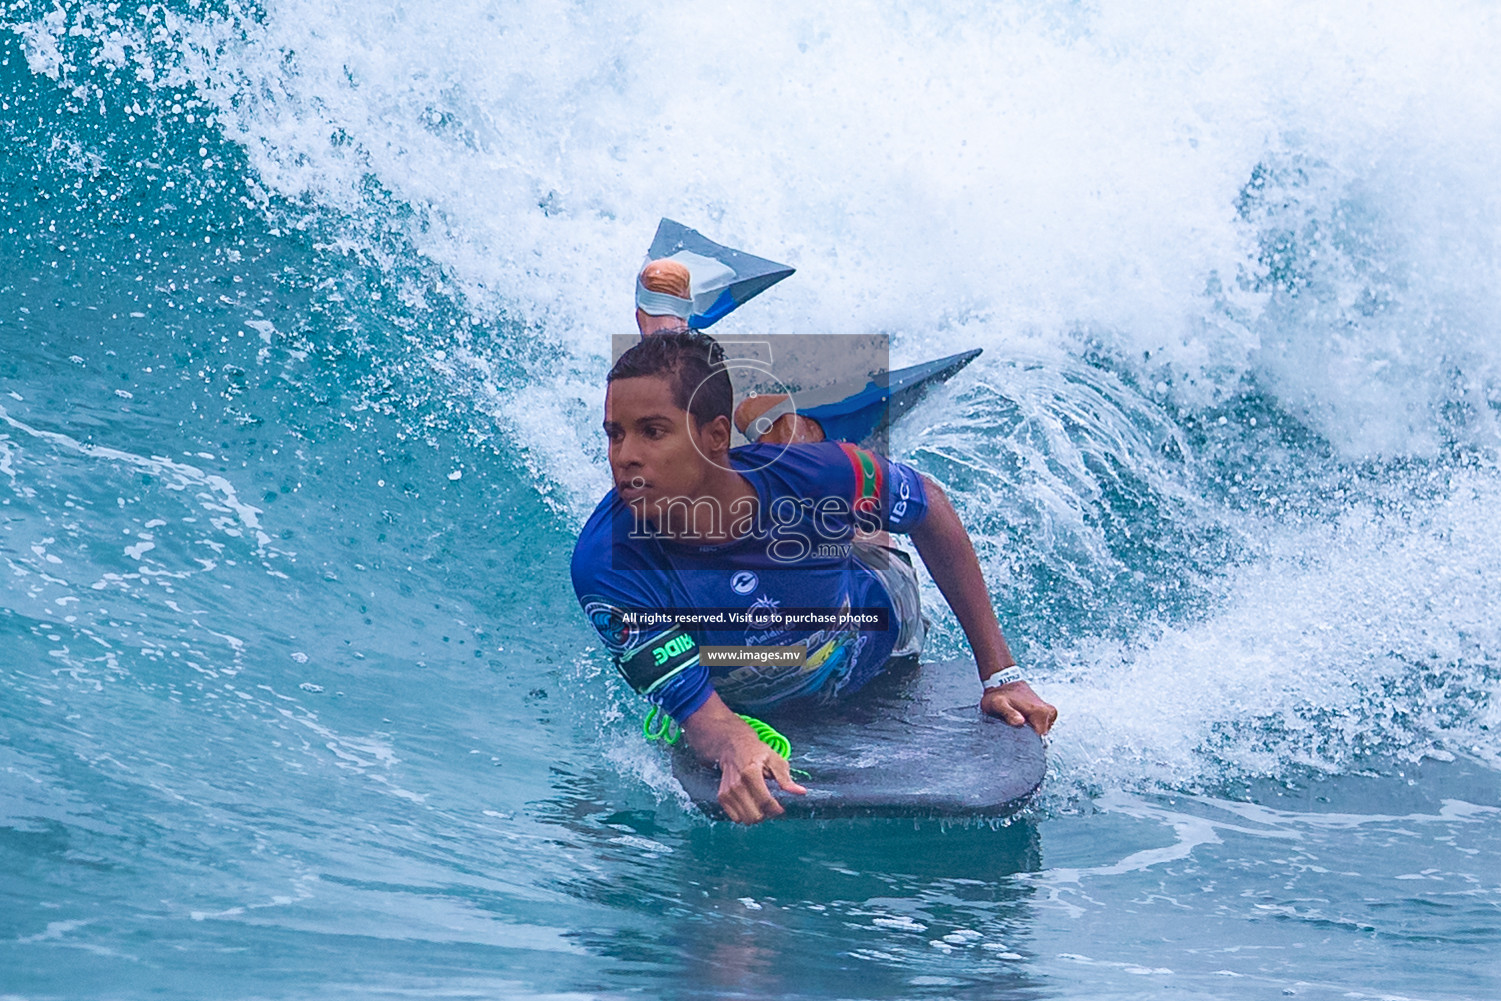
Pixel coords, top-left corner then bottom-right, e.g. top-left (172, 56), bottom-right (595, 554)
top-left (981, 679), bottom-right (1057, 735)
top-left (681, 692), bottom-right (807, 824)
top-left (713, 729), bottom-right (806, 824)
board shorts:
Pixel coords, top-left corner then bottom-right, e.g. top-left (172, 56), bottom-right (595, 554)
top-left (852, 539), bottom-right (926, 666)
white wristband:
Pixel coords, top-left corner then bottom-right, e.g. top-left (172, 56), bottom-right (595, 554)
top-left (981, 666), bottom-right (1024, 690)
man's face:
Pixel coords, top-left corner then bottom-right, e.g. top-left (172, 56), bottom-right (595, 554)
top-left (604, 374), bottom-right (722, 512)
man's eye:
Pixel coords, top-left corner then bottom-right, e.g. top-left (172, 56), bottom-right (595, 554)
top-left (644, 426), bottom-right (665, 439)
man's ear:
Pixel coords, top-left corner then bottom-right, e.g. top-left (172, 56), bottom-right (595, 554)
top-left (696, 414), bottom-right (734, 458)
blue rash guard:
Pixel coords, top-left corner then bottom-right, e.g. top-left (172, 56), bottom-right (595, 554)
top-left (571, 441), bottom-right (929, 724)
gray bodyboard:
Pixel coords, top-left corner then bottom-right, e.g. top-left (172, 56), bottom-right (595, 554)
top-left (670, 659), bottom-right (1046, 819)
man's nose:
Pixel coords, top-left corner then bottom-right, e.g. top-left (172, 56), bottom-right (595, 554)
top-left (612, 433), bottom-right (643, 468)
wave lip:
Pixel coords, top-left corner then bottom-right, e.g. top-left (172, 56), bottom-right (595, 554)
top-left (1047, 463), bottom-right (1501, 799)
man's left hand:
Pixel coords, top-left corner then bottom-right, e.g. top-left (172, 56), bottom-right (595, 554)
top-left (981, 680), bottom-right (1057, 736)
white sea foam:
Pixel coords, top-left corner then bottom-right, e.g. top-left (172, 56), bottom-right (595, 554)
top-left (21, 0), bottom-right (1499, 455)
top-left (1046, 465), bottom-right (1501, 792)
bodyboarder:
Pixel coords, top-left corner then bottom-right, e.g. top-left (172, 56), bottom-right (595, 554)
top-left (571, 331), bottom-right (1056, 824)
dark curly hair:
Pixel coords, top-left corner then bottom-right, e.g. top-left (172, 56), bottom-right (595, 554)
top-left (607, 331), bottom-right (733, 429)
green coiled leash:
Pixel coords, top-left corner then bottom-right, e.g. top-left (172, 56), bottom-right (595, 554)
top-left (642, 705), bottom-right (682, 744)
top-left (643, 706), bottom-right (792, 760)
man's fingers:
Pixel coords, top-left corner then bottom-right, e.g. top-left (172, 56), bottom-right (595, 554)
top-left (746, 764), bottom-right (785, 819)
top-left (719, 778), bottom-right (762, 824)
top-left (981, 690), bottom-right (1025, 726)
top-left (1025, 703), bottom-right (1056, 736)
top-left (767, 755), bottom-right (807, 796)
top-left (718, 763), bottom-right (783, 824)
top-left (981, 686), bottom-right (1059, 735)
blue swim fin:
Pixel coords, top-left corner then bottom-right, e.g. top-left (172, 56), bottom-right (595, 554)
top-left (800, 348), bottom-right (984, 445)
top-left (644, 218), bottom-right (795, 329)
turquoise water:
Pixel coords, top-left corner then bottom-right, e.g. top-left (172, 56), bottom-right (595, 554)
top-left (2, 2), bottom-right (1499, 998)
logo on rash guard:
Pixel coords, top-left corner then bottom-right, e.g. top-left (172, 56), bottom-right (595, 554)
top-left (652, 632), bottom-right (695, 665)
top-left (892, 476), bottom-right (911, 520)
top-left (730, 570), bottom-right (759, 595)
top-left (583, 599), bottom-right (637, 653)
top-left (745, 594), bottom-right (782, 635)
